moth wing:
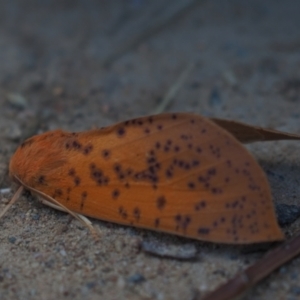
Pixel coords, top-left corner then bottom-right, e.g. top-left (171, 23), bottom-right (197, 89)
top-left (20, 113), bottom-right (284, 244)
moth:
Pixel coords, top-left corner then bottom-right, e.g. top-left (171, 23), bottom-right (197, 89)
top-left (5, 113), bottom-right (300, 243)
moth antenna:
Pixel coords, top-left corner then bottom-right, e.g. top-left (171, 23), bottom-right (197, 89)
top-left (38, 197), bottom-right (98, 239)
top-left (38, 197), bottom-right (73, 212)
top-left (0, 186), bottom-right (24, 219)
top-left (13, 176), bottom-right (99, 239)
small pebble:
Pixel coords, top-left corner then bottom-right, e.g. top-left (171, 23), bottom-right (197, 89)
top-left (31, 213), bottom-right (40, 220)
top-left (128, 273), bottom-right (145, 284)
top-left (30, 289), bottom-right (36, 296)
top-left (60, 249), bottom-right (67, 257)
top-left (266, 169), bottom-right (285, 181)
top-left (275, 203), bottom-right (300, 226)
top-left (290, 286), bottom-right (300, 296)
top-left (0, 188), bottom-right (11, 195)
top-left (1, 198), bottom-right (9, 204)
top-left (5, 124), bottom-right (22, 141)
top-left (117, 277), bottom-right (126, 289)
top-left (114, 239), bottom-right (125, 252)
top-left (229, 254), bottom-right (239, 260)
top-left (8, 236), bottom-right (16, 244)
top-left (279, 79), bottom-right (300, 102)
top-left (85, 281), bottom-right (96, 289)
top-left (209, 86), bottom-right (222, 106)
top-left (223, 70), bottom-right (237, 87)
top-left (6, 93), bottom-right (28, 109)
top-left (279, 267), bottom-right (287, 274)
top-left (31, 262), bottom-right (39, 268)
top-left (141, 240), bottom-right (197, 260)
top-left (20, 73), bottom-right (43, 91)
top-left (290, 272), bottom-right (298, 280)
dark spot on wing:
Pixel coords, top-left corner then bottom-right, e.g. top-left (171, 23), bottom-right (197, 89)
top-left (74, 176), bottom-right (81, 186)
top-left (83, 144), bottom-right (93, 155)
top-left (156, 196), bottom-right (166, 210)
top-left (198, 227), bottom-right (210, 235)
top-left (112, 189), bottom-right (120, 200)
top-left (20, 139), bottom-right (34, 148)
top-left (102, 149), bottom-right (111, 159)
top-left (195, 201), bottom-right (206, 211)
top-left (117, 127), bottom-right (126, 137)
top-left (174, 214), bottom-right (192, 232)
top-left (133, 207), bottom-right (141, 221)
top-left (38, 175), bottom-right (46, 185)
top-left (68, 168), bottom-right (76, 176)
top-left (90, 163), bottom-right (110, 186)
top-left (118, 206), bottom-right (128, 219)
top-left (188, 182), bottom-right (195, 189)
top-left (80, 191), bottom-right (88, 209)
top-left (54, 189), bottom-right (63, 197)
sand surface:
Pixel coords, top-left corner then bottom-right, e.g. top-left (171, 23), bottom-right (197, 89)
top-left (0, 1), bottom-right (300, 299)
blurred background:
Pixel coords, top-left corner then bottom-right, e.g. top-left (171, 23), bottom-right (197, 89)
top-left (0, 1), bottom-right (300, 299)
top-left (0, 0), bottom-right (299, 132)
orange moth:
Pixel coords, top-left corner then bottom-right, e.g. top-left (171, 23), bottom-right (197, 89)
top-left (6, 113), bottom-right (300, 244)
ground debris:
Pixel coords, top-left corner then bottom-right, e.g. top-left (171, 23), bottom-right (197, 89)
top-left (276, 203), bottom-right (300, 226)
top-left (141, 239), bottom-right (198, 260)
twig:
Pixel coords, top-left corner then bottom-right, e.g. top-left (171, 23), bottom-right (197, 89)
top-left (0, 186), bottom-right (23, 218)
top-left (153, 63), bottom-right (194, 114)
top-left (202, 232), bottom-right (300, 300)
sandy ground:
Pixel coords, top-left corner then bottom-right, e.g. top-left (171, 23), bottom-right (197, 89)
top-left (0, 0), bottom-right (300, 299)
